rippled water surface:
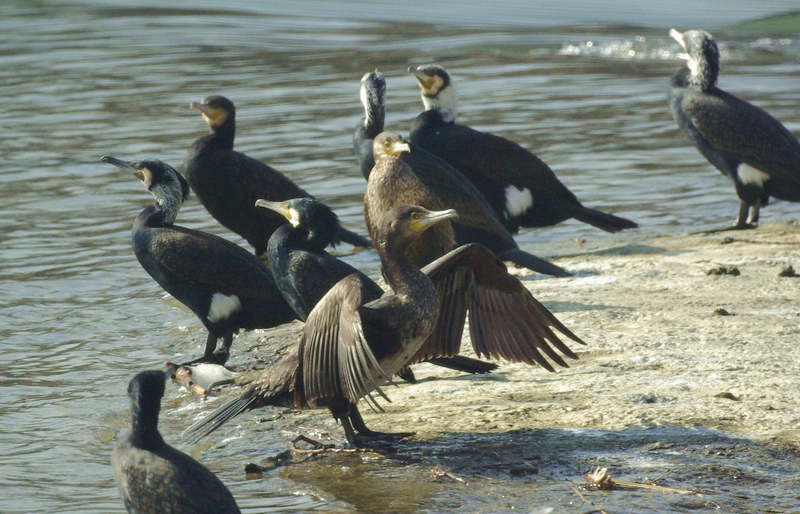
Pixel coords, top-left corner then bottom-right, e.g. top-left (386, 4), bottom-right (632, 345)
top-left (2, 1), bottom-right (800, 512)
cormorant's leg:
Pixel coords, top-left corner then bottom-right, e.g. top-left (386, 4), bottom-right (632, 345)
top-left (349, 405), bottom-right (414, 441)
top-left (746, 204), bottom-right (760, 226)
top-left (329, 405), bottom-right (363, 448)
top-left (211, 333), bottom-right (233, 364)
top-left (691, 201), bottom-right (757, 234)
top-left (174, 333), bottom-right (221, 366)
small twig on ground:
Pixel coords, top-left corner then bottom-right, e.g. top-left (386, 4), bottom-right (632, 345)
top-left (431, 465), bottom-right (467, 484)
top-left (567, 482), bottom-right (609, 514)
top-left (289, 435), bottom-right (392, 457)
top-left (584, 467), bottom-right (697, 495)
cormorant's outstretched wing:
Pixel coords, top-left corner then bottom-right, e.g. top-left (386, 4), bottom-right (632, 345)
top-left (415, 243), bottom-right (584, 371)
top-left (299, 274), bottom-right (392, 405)
top-left (684, 89), bottom-right (800, 182)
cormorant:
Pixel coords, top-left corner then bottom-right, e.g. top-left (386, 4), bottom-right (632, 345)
top-left (102, 156), bottom-right (299, 364)
top-left (183, 205), bottom-right (584, 448)
top-left (185, 95), bottom-right (370, 256)
top-left (256, 196), bottom-right (497, 381)
top-left (112, 369), bottom-right (240, 514)
top-left (407, 64), bottom-right (639, 235)
top-left (668, 29), bottom-right (800, 229)
top-left (365, 126), bottom-right (569, 277)
top-left (365, 133), bottom-right (456, 269)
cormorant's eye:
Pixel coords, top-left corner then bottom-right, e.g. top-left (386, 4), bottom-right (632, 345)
top-left (378, 239), bottom-right (386, 246)
top-left (410, 212), bottom-right (420, 220)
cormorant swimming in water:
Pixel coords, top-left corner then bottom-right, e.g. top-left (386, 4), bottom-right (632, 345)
top-left (185, 95), bottom-right (370, 256)
top-left (256, 196), bottom-right (497, 381)
top-left (102, 156), bottom-right (298, 364)
top-left (668, 29), bottom-right (800, 230)
top-left (407, 64), bottom-right (639, 235)
top-left (183, 205), bottom-right (584, 448)
top-left (112, 369), bottom-right (240, 514)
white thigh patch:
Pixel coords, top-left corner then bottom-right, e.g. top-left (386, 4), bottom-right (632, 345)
top-left (208, 293), bottom-right (242, 323)
top-left (737, 164), bottom-right (770, 187)
top-left (504, 185), bottom-right (534, 219)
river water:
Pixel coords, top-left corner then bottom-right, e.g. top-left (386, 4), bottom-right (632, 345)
top-left (2, 1), bottom-right (800, 512)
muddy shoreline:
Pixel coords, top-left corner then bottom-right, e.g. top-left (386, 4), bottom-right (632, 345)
top-left (207, 223), bottom-right (800, 512)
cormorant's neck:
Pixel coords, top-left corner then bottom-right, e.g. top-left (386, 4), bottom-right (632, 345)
top-left (140, 186), bottom-right (181, 227)
top-left (204, 117), bottom-right (236, 150)
top-left (682, 57), bottom-right (718, 92)
top-left (129, 403), bottom-right (165, 450)
top-left (421, 87), bottom-right (457, 123)
top-left (378, 241), bottom-right (428, 297)
top-left (362, 105), bottom-right (385, 138)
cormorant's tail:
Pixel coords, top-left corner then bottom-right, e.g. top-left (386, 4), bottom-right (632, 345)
top-left (429, 356), bottom-right (499, 374)
top-left (182, 394), bottom-right (257, 444)
top-left (336, 227), bottom-right (373, 248)
top-left (396, 356), bottom-right (498, 384)
top-left (498, 248), bottom-right (571, 277)
top-left (574, 207), bottom-right (638, 233)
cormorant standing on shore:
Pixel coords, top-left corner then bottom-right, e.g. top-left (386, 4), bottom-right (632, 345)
top-left (668, 29), bottom-right (800, 229)
top-left (355, 70), bottom-right (569, 277)
top-left (184, 205), bottom-right (584, 448)
top-left (185, 95), bottom-right (370, 256)
top-left (407, 64), bottom-right (638, 235)
top-left (102, 156), bottom-right (298, 364)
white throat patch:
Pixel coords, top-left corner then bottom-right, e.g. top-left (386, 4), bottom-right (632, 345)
top-left (288, 208), bottom-right (301, 227)
top-left (422, 85), bottom-right (458, 123)
top-left (208, 293), bottom-right (242, 323)
top-left (504, 185), bottom-right (534, 219)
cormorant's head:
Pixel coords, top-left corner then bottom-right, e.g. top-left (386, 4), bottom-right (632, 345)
top-left (372, 131), bottom-right (411, 161)
top-left (408, 64), bottom-right (458, 122)
top-left (360, 69), bottom-right (386, 127)
top-left (670, 29), bottom-right (719, 91)
top-left (256, 197), bottom-right (338, 230)
top-left (102, 156), bottom-right (190, 215)
top-left (190, 95), bottom-right (236, 130)
top-left (378, 205), bottom-right (458, 251)
top-left (127, 370), bottom-right (168, 418)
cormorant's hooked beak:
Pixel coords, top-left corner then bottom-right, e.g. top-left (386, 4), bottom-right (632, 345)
top-left (411, 208), bottom-right (458, 233)
top-left (256, 199), bottom-right (300, 226)
top-left (408, 66), bottom-right (440, 95)
top-left (669, 29), bottom-right (689, 59)
top-left (255, 199), bottom-right (289, 218)
top-left (101, 155), bottom-right (145, 181)
top-left (190, 100), bottom-right (226, 127)
top-left (388, 140), bottom-right (411, 157)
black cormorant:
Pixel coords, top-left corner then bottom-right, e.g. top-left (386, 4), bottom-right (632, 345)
top-left (668, 29), bottom-right (800, 229)
top-left (185, 95), bottom-right (370, 256)
top-left (407, 64), bottom-right (639, 235)
top-left (102, 156), bottom-right (298, 364)
top-left (256, 196), bottom-right (496, 381)
top-left (112, 369), bottom-right (240, 514)
top-left (183, 205), bottom-right (584, 447)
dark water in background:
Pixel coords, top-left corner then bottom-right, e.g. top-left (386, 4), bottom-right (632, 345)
top-left (2, 0), bottom-right (800, 512)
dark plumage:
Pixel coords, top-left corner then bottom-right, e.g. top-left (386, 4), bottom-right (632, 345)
top-left (184, 205), bottom-right (585, 448)
top-left (668, 29), bottom-right (800, 229)
top-left (407, 64), bottom-right (638, 235)
top-left (365, 133), bottom-right (456, 269)
top-left (112, 370), bottom-right (240, 514)
top-left (185, 95), bottom-right (370, 256)
top-left (102, 156), bottom-right (298, 364)
top-left (256, 196), bottom-right (497, 381)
